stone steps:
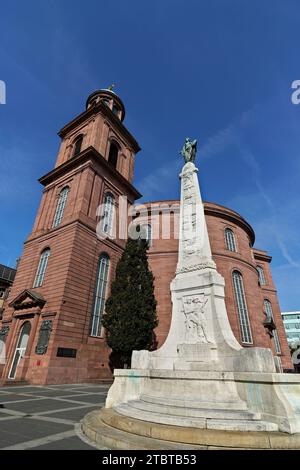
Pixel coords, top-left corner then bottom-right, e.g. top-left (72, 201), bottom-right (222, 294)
top-left (115, 403), bottom-right (278, 432)
top-left (82, 408), bottom-right (298, 449)
top-left (81, 410), bottom-right (206, 450)
top-left (140, 394), bottom-right (248, 411)
top-left (205, 419), bottom-right (278, 432)
top-left (127, 399), bottom-right (261, 421)
top-left (116, 403), bottom-right (207, 428)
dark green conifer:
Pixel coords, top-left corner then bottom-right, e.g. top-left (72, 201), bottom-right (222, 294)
top-left (102, 236), bottom-right (158, 367)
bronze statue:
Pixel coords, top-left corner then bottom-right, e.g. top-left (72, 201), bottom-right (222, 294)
top-left (180, 137), bottom-right (197, 163)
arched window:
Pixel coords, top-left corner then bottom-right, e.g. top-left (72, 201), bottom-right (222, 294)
top-left (33, 249), bottom-right (50, 288)
top-left (257, 265), bottom-right (266, 286)
top-left (101, 193), bottom-right (115, 235)
top-left (52, 186), bottom-right (69, 228)
top-left (72, 135), bottom-right (83, 158)
top-left (232, 271), bottom-right (253, 344)
top-left (264, 299), bottom-right (281, 354)
top-left (90, 254), bottom-right (110, 337)
top-left (108, 142), bottom-right (119, 168)
top-left (225, 228), bottom-right (237, 252)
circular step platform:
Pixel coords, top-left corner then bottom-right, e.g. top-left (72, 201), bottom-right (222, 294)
top-left (81, 407), bottom-right (300, 450)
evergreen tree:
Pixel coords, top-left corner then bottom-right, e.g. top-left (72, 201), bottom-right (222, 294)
top-left (102, 236), bottom-right (158, 367)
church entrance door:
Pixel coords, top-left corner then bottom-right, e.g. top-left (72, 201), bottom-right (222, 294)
top-left (8, 321), bottom-right (31, 379)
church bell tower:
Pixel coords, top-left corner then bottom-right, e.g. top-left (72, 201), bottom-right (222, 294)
top-left (0, 88), bottom-right (141, 385)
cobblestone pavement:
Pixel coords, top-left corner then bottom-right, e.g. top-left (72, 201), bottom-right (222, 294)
top-left (0, 383), bottom-right (110, 450)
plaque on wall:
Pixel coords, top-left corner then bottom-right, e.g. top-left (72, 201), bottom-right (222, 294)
top-left (56, 347), bottom-right (77, 358)
top-left (35, 320), bottom-right (52, 355)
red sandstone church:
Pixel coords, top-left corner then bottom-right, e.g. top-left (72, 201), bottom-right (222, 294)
top-left (0, 89), bottom-right (292, 385)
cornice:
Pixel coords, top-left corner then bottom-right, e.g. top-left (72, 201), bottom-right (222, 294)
top-left (25, 217), bottom-right (127, 253)
top-left (212, 251), bottom-right (259, 274)
top-left (260, 285), bottom-right (277, 295)
top-left (253, 250), bottom-right (272, 263)
top-left (9, 289), bottom-right (46, 310)
top-left (204, 202), bottom-right (255, 246)
top-left (141, 199), bottom-right (256, 246)
top-left (38, 146), bottom-right (142, 200)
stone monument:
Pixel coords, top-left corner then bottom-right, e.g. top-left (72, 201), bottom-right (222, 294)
top-left (82, 139), bottom-right (300, 449)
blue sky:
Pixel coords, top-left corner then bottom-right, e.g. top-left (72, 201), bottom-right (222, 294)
top-left (0, 0), bottom-right (299, 310)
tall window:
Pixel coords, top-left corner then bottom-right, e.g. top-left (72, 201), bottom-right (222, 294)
top-left (264, 299), bottom-right (281, 354)
top-left (257, 265), bottom-right (266, 285)
top-left (225, 228), bottom-right (237, 252)
top-left (108, 142), bottom-right (119, 168)
top-left (52, 186), bottom-right (69, 228)
top-left (72, 135), bottom-right (83, 158)
top-left (232, 271), bottom-right (253, 344)
top-left (33, 249), bottom-right (50, 288)
top-left (101, 193), bottom-right (115, 235)
top-left (90, 254), bottom-right (110, 337)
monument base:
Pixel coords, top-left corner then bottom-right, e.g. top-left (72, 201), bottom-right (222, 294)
top-left (81, 369), bottom-right (300, 449)
top-left (81, 402), bottom-right (300, 450)
top-left (100, 369), bottom-right (300, 434)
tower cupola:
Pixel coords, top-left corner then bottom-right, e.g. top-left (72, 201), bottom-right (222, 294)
top-left (86, 87), bottom-right (125, 122)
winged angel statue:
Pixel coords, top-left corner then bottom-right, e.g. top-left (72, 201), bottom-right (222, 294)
top-left (180, 137), bottom-right (197, 163)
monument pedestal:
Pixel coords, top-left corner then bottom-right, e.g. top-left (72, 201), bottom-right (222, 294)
top-left (104, 368), bottom-right (300, 433)
top-left (133, 267), bottom-right (276, 375)
top-left (175, 343), bottom-right (219, 370)
top-left (82, 367), bottom-right (300, 449)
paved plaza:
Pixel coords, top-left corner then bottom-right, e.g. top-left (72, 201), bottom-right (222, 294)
top-left (0, 383), bottom-right (110, 450)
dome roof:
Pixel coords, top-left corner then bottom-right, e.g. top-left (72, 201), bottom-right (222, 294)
top-left (86, 88), bottom-right (125, 121)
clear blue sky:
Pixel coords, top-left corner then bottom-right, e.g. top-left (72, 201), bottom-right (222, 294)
top-left (0, 0), bottom-right (299, 310)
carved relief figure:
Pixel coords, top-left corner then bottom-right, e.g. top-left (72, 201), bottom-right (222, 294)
top-left (182, 294), bottom-right (211, 343)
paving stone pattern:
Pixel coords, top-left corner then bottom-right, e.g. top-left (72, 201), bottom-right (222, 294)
top-left (0, 384), bottom-right (109, 450)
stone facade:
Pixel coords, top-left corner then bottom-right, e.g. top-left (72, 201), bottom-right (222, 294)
top-left (0, 89), bottom-right (292, 385)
